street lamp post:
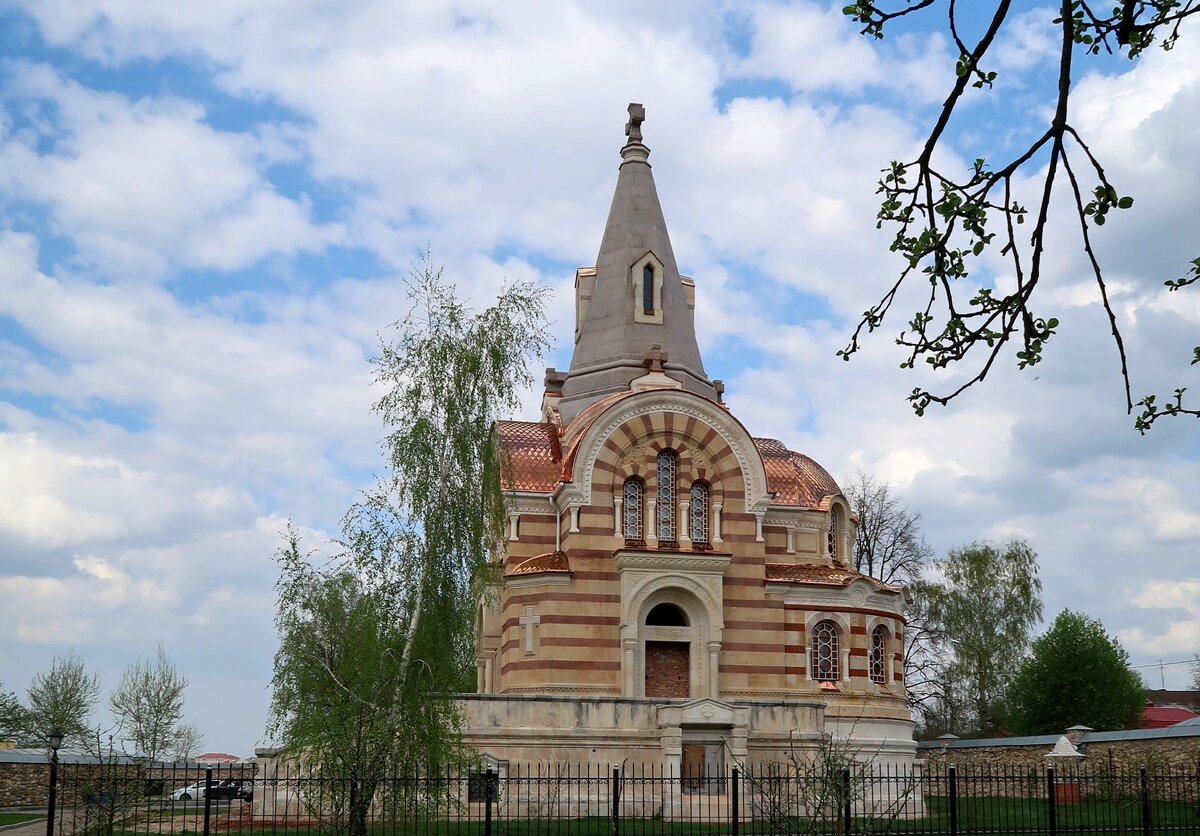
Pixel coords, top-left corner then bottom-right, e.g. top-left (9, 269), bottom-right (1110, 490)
top-left (46, 730), bottom-right (63, 836)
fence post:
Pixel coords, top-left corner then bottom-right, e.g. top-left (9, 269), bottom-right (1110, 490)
top-left (731, 767), bottom-right (739, 836)
top-left (484, 767), bottom-right (494, 836)
top-left (841, 768), bottom-right (851, 836)
top-left (1046, 766), bottom-right (1057, 836)
top-left (202, 767), bottom-right (213, 836)
top-left (948, 765), bottom-right (958, 836)
top-left (45, 750), bottom-right (59, 836)
top-left (611, 765), bottom-right (621, 836)
top-left (1140, 766), bottom-right (1151, 836)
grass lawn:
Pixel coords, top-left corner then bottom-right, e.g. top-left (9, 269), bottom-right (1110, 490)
top-left (0, 812), bottom-right (44, 826)
top-left (96, 796), bottom-right (1200, 836)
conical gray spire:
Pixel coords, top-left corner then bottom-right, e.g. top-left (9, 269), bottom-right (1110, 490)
top-left (558, 104), bottom-right (715, 425)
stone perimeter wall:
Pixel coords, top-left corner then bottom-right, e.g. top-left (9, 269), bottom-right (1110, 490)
top-left (919, 737), bottom-right (1200, 801)
top-left (0, 762), bottom-right (254, 808)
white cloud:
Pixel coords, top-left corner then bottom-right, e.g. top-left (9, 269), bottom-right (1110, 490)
top-left (0, 64), bottom-right (341, 280)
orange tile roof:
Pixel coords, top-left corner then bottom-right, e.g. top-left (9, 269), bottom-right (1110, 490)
top-left (495, 403), bottom-right (844, 511)
top-left (764, 562), bottom-right (899, 593)
top-left (496, 420), bottom-right (561, 492)
top-left (754, 438), bottom-right (842, 509)
top-left (506, 551), bottom-right (570, 577)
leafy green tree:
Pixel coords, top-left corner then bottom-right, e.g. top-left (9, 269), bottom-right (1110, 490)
top-left (24, 651), bottom-right (100, 747)
top-left (837, 1), bottom-right (1200, 431)
top-left (0, 682), bottom-right (26, 743)
top-left (269, 261), bottom-right (548, 836)
top-left (1006, 610), bottom-right (1145, 734)
top-left (924, 540), bottom-right (1043, 737)
top-left (109, 644), bottom-right (191, 762)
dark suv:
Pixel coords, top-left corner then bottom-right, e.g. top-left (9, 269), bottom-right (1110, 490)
top-left (209, 780), bottom-right (252, 801)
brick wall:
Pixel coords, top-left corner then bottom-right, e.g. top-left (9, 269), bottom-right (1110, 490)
top-left (645, 641), bottom-right (689, 698)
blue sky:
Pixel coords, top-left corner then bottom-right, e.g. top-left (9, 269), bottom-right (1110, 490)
top-left (1, 1), bottom-right (1198, 754)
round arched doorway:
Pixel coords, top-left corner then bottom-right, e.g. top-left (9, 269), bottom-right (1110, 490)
top-left (639, 593), bottom-right (705, 699)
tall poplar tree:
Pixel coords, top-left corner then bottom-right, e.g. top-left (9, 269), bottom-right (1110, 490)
top-left (269, 260), bottom-right (548, 836)
top-left (924, 540), bottom-right (1043, 737)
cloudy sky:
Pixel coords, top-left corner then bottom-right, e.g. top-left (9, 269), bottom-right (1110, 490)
top-left (1, 1), bottom-right (1197, 755)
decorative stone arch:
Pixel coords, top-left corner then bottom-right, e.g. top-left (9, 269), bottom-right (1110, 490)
top-left (825, 495), bottom-right (853, 564)
top-left (616, 552), bottom-right (731, 699)
top-left (865, 617), bottom-right (894, 686)
top-left (562, 390), bottom-right (770, 533)
top-left (802, 610), bottom-right (852, 684)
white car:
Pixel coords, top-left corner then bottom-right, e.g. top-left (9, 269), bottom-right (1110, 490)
top-left (170, 783), bottom-right (206, 802)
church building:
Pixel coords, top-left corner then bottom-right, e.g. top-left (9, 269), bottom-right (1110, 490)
top-left (462, 104), bottom-right (917, 779)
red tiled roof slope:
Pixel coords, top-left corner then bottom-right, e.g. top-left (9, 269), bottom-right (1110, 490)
top-left (506, 551), bottom-right (570, 577)
top-left (765, 562), bottom-right (900, 592)
top-left (754, 438), bottom-right (842, 509)
top-left (496, 420), bottom-right (561, 492)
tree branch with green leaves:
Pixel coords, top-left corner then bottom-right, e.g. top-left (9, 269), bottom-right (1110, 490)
top-left (838, 0), bottom-right (1200, 432)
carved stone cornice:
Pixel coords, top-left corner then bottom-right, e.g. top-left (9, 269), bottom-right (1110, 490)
top-left (615, 550), bottom-right (733, 574)
top-left (569, 391), bottom-right (770, 508)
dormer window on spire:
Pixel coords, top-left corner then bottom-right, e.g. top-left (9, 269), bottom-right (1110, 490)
top-left (631, 251), bottom-right (665, 325)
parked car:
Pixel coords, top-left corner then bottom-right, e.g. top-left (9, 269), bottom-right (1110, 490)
top-left (170, 783), bottom-right (206, 802)
top-left (209, 780), bottom-right (252, 802)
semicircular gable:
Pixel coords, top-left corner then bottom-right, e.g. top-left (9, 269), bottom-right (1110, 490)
top-left (559, 390), bottom-right (770, 510)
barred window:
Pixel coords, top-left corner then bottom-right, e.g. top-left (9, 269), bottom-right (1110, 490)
top-left (827, 512), bottom-right (838, 561)
top-left (689, 483), bottom-right (709, 544)
top-left (870, 626), bottom-right (888, 684)
top-left (656, 451), bottom-right (677, 543)
top-left (811, 620), bottom-right (839, 682)
top-left (643, 265), bottom-right (655, 314)
top-left (623, 479), bottom-right (644, 541)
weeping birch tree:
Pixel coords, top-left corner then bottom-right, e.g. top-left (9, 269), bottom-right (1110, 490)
top-left (269, 260), bottom-right (548, 835)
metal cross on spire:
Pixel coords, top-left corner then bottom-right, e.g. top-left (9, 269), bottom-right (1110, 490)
top-left (625, 102), bottom-right (645, 143)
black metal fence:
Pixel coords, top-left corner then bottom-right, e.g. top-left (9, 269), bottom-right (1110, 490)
top-left (42, 761), bottom-right (1200, 836)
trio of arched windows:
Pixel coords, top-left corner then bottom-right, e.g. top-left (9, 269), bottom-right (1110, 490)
top-left (810, 620), bottom-right (891, 685)
top-left (622, 451), bottom-right (709, 547)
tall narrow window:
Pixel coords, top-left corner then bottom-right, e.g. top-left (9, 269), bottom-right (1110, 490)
top-left (870, 626), bottom-right (888, 684)
top-left (656, 451), bottom-right (677, 543)
top-left (623, 478), bottom-right (644, 542)
top-left (643, 265), bottom-right (655, 314)
top-left (689, 482), bottom-right (709, 546)
top-left (811, 620), bottom-right (840, 682)
top-left (827, 512), bottom-right (839, 562)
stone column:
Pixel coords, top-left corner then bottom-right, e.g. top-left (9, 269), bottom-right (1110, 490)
top-left (483, 655), bottom-right (494, 694)
top-left (707, 641), bottom-right (721, 699)
top-left (678, 499), bottom-right (691, 548)
top-left (613, 496), bottom-right (623, 537)
top-left (623, 638), bottom-right (638, 697)
top-left (646, 499), bottom-right (658, 546)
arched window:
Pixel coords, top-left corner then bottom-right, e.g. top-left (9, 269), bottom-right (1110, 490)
top-left (656, 451), bottom-right (677, 543)
top-left (623, 478), bottom-right (644, 542)
top-left (690, 482), bottom-right (709, 546)
top-left (646, 603), bottom-right (688, 626)
top-left (643, 265), bottom-right (655, 314)
top-left (811, 620), bottom-right (840, 682)
top-left (870, 625), bottom-right (888, 685)
top-left (827, 511), bottom-right (839, 562)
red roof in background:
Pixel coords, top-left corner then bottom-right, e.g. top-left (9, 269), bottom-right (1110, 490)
top-left (195, 752), bottom-right (241, 763)
top-left (1141, 705), bottom-right (1198, 729)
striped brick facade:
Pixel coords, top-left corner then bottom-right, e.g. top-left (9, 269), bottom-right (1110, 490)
top-left (461, 103), bottom-right (917, 776)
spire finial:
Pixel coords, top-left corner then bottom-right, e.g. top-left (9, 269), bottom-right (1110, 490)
top-left (625, 102), bottom-right (645, 144)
